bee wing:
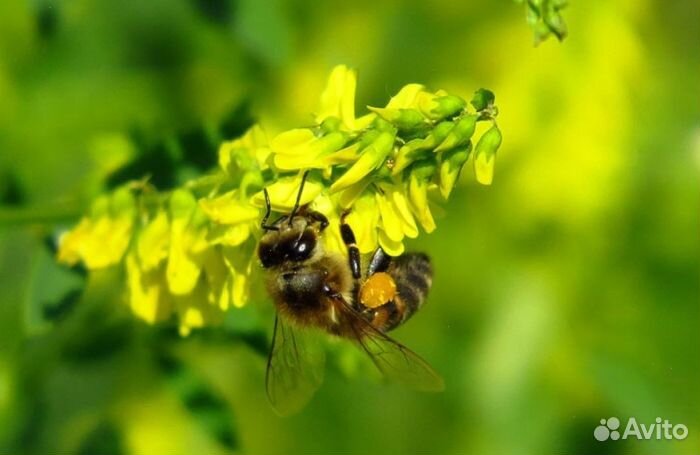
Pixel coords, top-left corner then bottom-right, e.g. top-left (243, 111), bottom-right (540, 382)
top-left (336, 299), bottom-right (444, 392)
top-left (266, 314), bottom-right (326, 416)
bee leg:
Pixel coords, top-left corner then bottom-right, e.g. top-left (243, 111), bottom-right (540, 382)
top-left (367, 247), bottom-right (391, 278)
top-left (306, 210), bottom-right (329, 231)
top-left (339, 214), bottom-right (361, 280)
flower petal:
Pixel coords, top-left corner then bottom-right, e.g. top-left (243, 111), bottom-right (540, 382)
top-left (57, 188), bottom-right (135, 269)
top-left (137, 211), bottom-right (170, 271)
top-left (251, 174), bottom-right (323, 212)
top-left (316, 65), bottom-right (358, 129)
top-left (219, 124), bottom-right (269, 174)
top-left (270, 128), bottom-right (316, 155)
top-left (174, 281), bottom-right (224, 336)
top-left (390, 188), bottom-right (419, 238)
top-left (385, 84), bottom-right (425, 109)
top-left (126, 253), bottom-right (172, 324)
top-left (345, 192), bottom-right (379, 254)
top-left (167, 190), bottom-right (207, 295)
top-left (222, 243), bottom-right (255, 308)
top-left (378, 230), bottom-right (405, 256)
top-left (376, 191), bottom-right (404, 242)
top-left (199, 191), bottom-right (260, 225)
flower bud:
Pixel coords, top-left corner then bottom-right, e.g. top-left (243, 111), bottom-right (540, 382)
top-left (407, 159), bottom-right (438, 233)
top-left (438, 142), bottom-right (472, 198)
top-left (473, 124), bottom-right (502, 185)
top-left (321, 129), bottom-right (380, 166)
top-left (330, 130), bottom-right (395, 192)
top-left (417, 91), bottom-right (466, 121)
top-left (470, 88), bottom-right (495, 112)
top-left (434, 115), bottom-right (477, 153)
top-left (368, 107), bottom-right (426, 131)
top-left (392, 121), bottom-right (454, 175)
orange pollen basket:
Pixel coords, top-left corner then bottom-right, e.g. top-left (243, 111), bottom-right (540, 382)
top-left (359, 272), bottom-right (397, 308)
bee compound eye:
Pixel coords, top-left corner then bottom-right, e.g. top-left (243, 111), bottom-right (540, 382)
top-left (258, 242), bottom-right (279, 268)
top-left (290, 230), bottom-right (316, 261)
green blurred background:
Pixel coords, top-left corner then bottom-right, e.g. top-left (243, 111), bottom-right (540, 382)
top-left (1, 0), bottom-right (698, 454)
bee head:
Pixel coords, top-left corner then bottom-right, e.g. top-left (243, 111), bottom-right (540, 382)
top-left (258, 216), bottom-right (319, 268)
top-left (259, 172), bottom-right (325, 268)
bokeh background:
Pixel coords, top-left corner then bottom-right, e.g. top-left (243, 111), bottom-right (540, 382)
top-left (1, 0), bottom-right (699, 454)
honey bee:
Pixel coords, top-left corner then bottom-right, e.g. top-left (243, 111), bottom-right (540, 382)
top-left (258, 173), bottom-right (444, 415)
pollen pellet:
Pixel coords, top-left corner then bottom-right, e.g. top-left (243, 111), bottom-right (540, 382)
top-left (360, 272), bottom-right (397, 308)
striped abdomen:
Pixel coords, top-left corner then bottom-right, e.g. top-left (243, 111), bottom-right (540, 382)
top-left (365, 253), bottom-right (433, 332)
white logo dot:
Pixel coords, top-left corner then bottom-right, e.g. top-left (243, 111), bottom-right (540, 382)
top-left (594, 425), bottom-right (610, 441)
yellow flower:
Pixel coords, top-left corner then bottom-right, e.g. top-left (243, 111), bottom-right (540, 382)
top-left (343, 191), bottom-right (379, 254)
top-left (270, 128), bottom-right (349, 170)
top-left (315, 65), bottom-right (374, 131)
top-left (222, 242), bottom-right (256, 308)
top-left (308, 193), bottom-right (344, 254)
top-left (199, 190), bottom-right (259, 225)
top-left (166, 189), bottom-right (209, 296)
top-left (219, 124), bottom-right (270, 175)
top-left (136, 211), bottom-right (170, 271)
top-left (174, 279), bottom-right (224, 336)
top-left (407, 160), bottom-right (438, 233)
top-left (332, 181), bottom-right (425, 256)
top-left (125, 252), bottom-right (172, 324)
top-left (329, 129), bottom-right (396, 193)
top-left (201, 247), bottom-right (230, 310)
top-left (56, 65), bottom-right (501, 336)
top-left (250, 173), bottom-right (324, 212)
top-left (57, 186), bottom-right (136, 269)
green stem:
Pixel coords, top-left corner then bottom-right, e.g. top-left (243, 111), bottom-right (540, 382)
top-left (0, 204), bottom-right (82, 226)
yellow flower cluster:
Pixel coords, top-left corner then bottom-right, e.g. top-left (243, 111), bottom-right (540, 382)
top-left (57, 65), bottom-right (501, 335)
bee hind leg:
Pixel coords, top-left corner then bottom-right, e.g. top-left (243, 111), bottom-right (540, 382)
top-left (367, 247), bottom-right (391, 277)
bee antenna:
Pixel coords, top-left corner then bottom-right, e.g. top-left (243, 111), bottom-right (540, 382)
top-left (261, 188), bottom-right (279, 231)
top-left (288, 170), bottom-right (310, 226)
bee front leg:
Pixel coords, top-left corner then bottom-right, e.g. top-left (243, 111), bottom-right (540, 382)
top-left (306, 210), bottom-right (329, 231)
top-left (339, 213), bottom-right (361, 280)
